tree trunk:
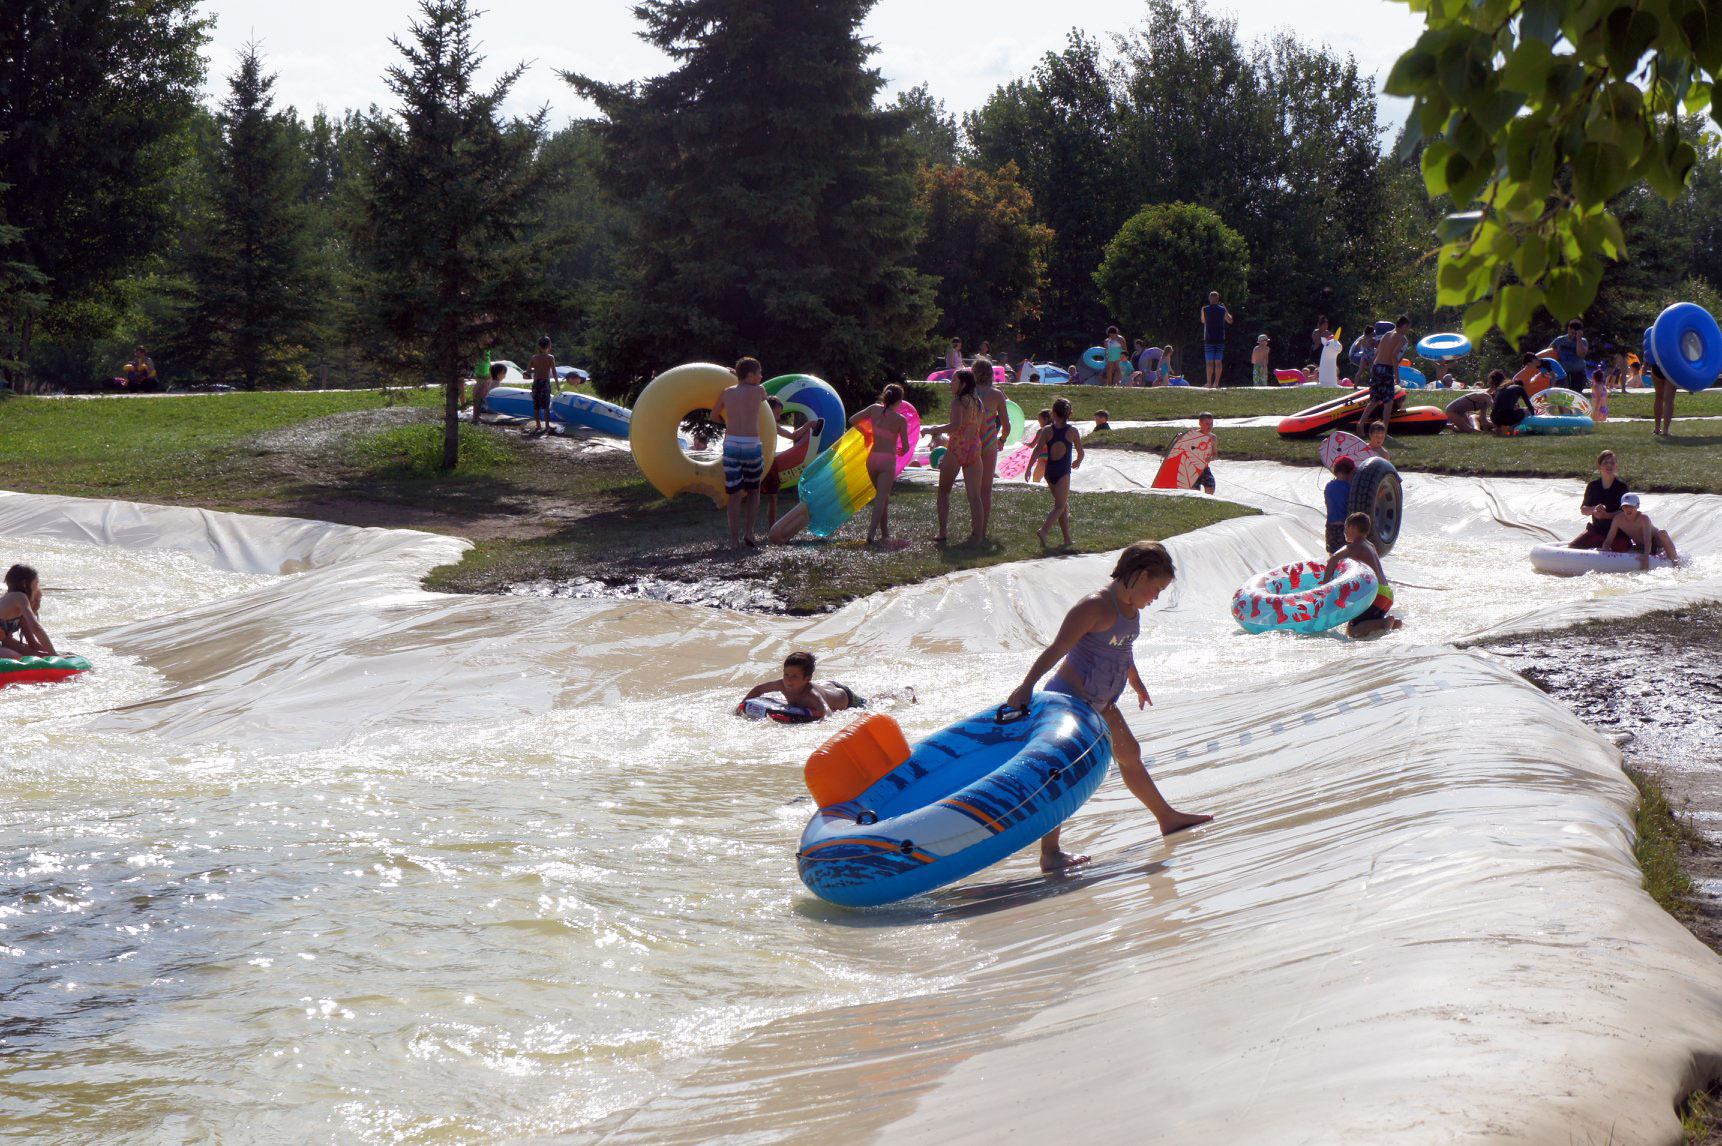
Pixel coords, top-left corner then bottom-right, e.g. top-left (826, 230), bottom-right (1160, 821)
top-left (442, 373), bottom-right (462, 470)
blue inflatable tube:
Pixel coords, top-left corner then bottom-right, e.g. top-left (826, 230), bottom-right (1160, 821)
top-left (1082, 346), bottom-right (1107, 372)
top-left (1398, 364), bottom-right (1427, 388)
top-left (1537, 355), bottom-right (1567, 382)
top-left (1648, 302), bottom-right (1722, 393)
top-left (1511, 414), bottom-right (1594, 435)
top-left (1417, 332), bottom-right (1471, 360)
top-left (797, 693), bottom-right (1113, 908)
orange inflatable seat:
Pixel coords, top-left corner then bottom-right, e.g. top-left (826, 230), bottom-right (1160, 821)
top-left (805, 712), bottom-right (911, 808)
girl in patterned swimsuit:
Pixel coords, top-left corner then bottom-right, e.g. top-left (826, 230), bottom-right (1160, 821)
top-left (920, 368), bottom-right (986, 544)
top-left (1006, 542), bottom-right (1214, 871)
top-left (1032, 398), bottom-right (1082, 546)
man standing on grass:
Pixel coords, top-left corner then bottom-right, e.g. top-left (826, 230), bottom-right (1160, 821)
top-left (1200, 291), bottom-right (1232, 389)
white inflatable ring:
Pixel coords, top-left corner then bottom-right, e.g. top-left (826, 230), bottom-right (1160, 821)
top-left (630, 363), bottom-right (777, 506)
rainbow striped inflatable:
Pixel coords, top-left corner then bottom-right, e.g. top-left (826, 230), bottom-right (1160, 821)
top-left (800, 402), bottom-right (920, 538)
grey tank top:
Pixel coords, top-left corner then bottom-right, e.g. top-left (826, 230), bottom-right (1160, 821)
top-left (1058, 587), bottom-right (1139, 707)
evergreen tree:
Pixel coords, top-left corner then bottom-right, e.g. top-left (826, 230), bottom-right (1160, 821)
top-left (894, 84), bottom-right (962, 168)
top-left (353, 0), bottom-right (561, 469)
top-left (570, 0), bottom-right (937, 407)
top-left (0, 167), bottom-right (48, 380)
top-left (0, 0), bottom-right (208, 382)
top-left (183, 45), bottom-right (320, 389)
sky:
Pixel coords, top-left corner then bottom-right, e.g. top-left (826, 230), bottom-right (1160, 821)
top-left (198, 0), bottom-right (1425, 138)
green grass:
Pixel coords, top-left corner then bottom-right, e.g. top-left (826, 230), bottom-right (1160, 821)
top-left (912, 383), bottom-right (1722, 423)
top-left (1100, 417), bottom-right (1722, 494)
top-left (426, 473), bottom-right (1255, 612)
top-left (0, 388), bottom-right (440, 498)
top-left (357, 421), bottom-right (518, 478)
top-left (1625, 764), bottom-right (1701, 917)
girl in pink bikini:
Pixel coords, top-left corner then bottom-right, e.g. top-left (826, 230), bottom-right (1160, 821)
top-left (921, 368), bottom-right (986, 544)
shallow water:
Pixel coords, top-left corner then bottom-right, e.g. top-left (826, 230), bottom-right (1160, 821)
top-left (5, 464), bottom-right (1722, 1143)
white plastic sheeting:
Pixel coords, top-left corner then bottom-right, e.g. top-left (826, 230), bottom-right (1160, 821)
top-left (4, 456), bottom-right (1722, 1143)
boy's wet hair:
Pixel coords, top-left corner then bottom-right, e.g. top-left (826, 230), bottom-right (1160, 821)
top-left (767, 396), bottom-right (784, 412)
top-left (538, 335), bottom-right (551, 348)
top-left (1333, 456), bottom-right (1357, 477)
top-left (735, 356), bottom-right (762, 380)
top-left (1395, 314), bottom-right (1410, 328)
top-left (784, 651), bottom-right (816, 676)
top-left (1037, 407), bottom-right (1053, 422)
top-left (1052, 397), bottom-right (1072, 419)
top-left (488, 363), bottom-right (508, 379)
top-left (1112, 541), bottom-right (1174, 584)
top-left (1346, 511), bottom-right (1373, 534)
top-left (1365, 421), bottom-right (1384, 436)
top-left (1488, 369), bottom-right (1506, 387)
top-left (4, 564), bottom-right (37, 593)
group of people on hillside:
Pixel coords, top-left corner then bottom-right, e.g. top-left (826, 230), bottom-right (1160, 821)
top-left (713, 356), bottom-right (1091, 550)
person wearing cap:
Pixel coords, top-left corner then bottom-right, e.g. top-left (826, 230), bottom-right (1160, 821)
top-left (1567, 449), bottom-right (1628, 549)
top-left (1250, 334), bottom-right (1269, 386)
top-left (1600, 492), bottom-right (1679, 568)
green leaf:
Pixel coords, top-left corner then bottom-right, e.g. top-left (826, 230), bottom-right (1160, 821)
top-left (1520, 0), bottom-right (1563, 44)
top-left (1596, 212), bottom-right (1627, 261)
top-left (1544, 263), bottom-right (1597, 319)
top-left (1500, 38), bottom-right (1555, 94)
top-left (1604, 7), bottom-right (1661, 75)
top-left (1495, 282), bottom-right (1540, 338)
top-left (1571, 141), bottom-right (1632, 204)
top-left (1437, 210), bottom-right (1484, 242)
top-left (1420, 138), bottom-right (1455, 195)
top-left (1514, 232), bottom-right (1549, 282)
top-left (1384, 45), bottom-right (1439, 97)
top-left (1462, 299), bottom-right (1494, 345)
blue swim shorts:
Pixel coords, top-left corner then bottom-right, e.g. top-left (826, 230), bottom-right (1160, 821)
top-left (722, 435), bottom-right (765, 493)
top-left (1195, 466), bottom-right (1215, 492)
top-left (1204, 343), bottom-right (1225, 363)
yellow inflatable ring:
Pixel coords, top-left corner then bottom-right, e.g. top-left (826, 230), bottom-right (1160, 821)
top-left (630, 362), bottom-right (777, 506)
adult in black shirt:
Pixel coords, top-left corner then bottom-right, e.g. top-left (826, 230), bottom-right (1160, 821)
top-left (1569, 449), bottom-right (1627, 548)
top-left (1492, 381), bottom-right (1532, 431)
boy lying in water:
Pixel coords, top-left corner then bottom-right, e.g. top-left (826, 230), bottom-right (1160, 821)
top-left (740, 651), bottom-right (864, 721)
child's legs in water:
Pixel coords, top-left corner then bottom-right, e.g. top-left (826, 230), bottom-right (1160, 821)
top-left (1039, 702), bottom-right (1212, 868)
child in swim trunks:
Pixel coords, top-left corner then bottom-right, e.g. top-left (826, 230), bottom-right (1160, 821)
top-left (1191, 412), bottom-right (1217, 493)
top-left (1322, 512), bottom-right (1402, 638)
top-left (526, 336), bottom-right (557, 433)
top-left (713, 356), bottom-right (769, 548)
top-left (1005, 541), bottom-right (1214, 871)
top-left (740, 651), bottom-right (864, 721)
top-left (0, 564), bottom-right (55, 658)
top-left (1601, 493), bottom-right (1679, 568)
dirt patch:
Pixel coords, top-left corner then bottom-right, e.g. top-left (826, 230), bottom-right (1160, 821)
top-left (1476, 608), bottom-right (1722, 953)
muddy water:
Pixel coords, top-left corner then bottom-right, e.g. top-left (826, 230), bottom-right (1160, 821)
top-left (5, 466), bottom-right (1722, 1143)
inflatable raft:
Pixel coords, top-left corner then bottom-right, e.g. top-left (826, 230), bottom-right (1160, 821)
top-left (484, 386), bottom-right (633, 437)
top-left (796, 696), bottom-right (1112, 908)
top-left (0, 653), bottom-right (91, 688)
top-left (1529, 545), bottom-right (1673, 575)
top-left (1278, 390), bottom-right (1447, 438)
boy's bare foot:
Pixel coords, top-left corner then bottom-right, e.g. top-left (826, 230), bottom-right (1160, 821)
top-left (1036, 529), bottom-right (1049, 546)
top-left (1158, 810), bottom-right (1214, 835)
top-left (1040, 850), bottom-right (1091, 873)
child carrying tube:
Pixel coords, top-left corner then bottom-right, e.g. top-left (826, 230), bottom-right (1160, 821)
top-left (1005, 542), bottom-right (1214, 871)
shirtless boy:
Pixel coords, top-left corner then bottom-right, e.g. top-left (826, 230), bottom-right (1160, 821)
top-left (740, 651), bottom-right (864, 720)
top-left (713, 357), bottom-right (769, 547)
top-left (1601, 493), bottom-right (1679, 569)
top-left (526, 336), bottom-right (557, 433)
top-left (1323, 512), bottom-right (1403, 637)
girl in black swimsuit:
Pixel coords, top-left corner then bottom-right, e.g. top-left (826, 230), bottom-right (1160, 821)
top-left (1034, 398), bottom-right (1083, 546)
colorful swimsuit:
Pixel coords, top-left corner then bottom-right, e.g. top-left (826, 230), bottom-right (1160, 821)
top-left (1046, 588), bottom-right (1138, 709)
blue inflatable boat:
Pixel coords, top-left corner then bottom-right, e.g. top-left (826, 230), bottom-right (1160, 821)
top-left (484, 386), bottom-right (632, 438)
top-left (796, 692), bottom-right (1113, 908)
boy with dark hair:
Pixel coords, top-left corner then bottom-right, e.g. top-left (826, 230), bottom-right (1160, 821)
top-left (1323, 512), bottom-right (1401, 637)
top-left (526, 336), bottom-right (557, 433)
top-left (739, 651), bottom-right (865, 720)
top-left (713, 357), bottom-right (769, 548)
